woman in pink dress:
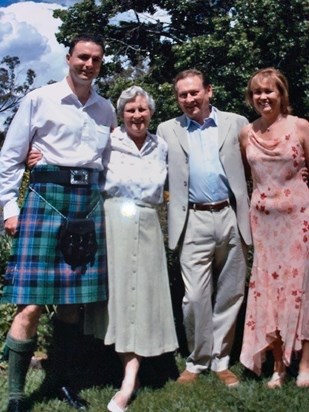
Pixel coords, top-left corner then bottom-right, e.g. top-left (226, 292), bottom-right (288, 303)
top-left (239, 68), bottom-right (309, 388)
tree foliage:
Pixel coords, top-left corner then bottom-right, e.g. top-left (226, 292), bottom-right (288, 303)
top-left (0, 56), bottom-right (36, 115)
top-left (0, 56), bottom-right (36, 144)
top-left (46, 0), bottom-right (309, 124)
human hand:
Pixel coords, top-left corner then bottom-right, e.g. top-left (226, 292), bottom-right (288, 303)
top-left (4, 216), bottom-right (18, 236)
top-left (163, 191), bottom-right (170, 203)
top-left (27, 149), bottom-right (42, 169)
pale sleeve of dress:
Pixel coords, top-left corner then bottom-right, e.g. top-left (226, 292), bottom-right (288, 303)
top-left (0, 94), bottom-right (35, 220)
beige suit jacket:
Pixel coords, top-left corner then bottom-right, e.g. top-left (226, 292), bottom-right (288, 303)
top-left (157, 110), bottom-right (252, 250)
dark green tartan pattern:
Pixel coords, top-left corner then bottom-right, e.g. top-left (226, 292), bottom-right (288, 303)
top-left (1, 170), bottom-right (107, 305)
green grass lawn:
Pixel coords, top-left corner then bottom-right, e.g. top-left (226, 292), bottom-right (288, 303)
top-left (1, 352), bottom-right (309, 412)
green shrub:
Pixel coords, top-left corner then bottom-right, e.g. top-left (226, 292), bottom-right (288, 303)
top-left (0, 234), bottom-right (11, 279)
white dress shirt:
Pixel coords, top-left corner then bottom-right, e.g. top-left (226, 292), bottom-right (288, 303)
top-left (0, 78), bottom-right (116, 220)
top-left (103, 126), bottom-right (167, 205)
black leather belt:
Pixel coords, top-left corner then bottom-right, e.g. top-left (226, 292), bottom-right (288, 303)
top-left (189, 200), bottom-right (230, 212)
top-left (30, 168), bottom-right (101, 186)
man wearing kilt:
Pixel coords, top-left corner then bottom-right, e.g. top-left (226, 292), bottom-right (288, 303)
top-left (0, 34), bottom-right (116, 412)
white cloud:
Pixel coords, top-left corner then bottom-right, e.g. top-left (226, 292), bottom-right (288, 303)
top-left (0, 1), bottom-right (69, 87)
top-left (0, 1), bottom-right (171, 89)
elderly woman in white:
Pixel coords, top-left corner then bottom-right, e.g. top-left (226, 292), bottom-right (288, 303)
top-left (87, 86), bottom-right (178, 411)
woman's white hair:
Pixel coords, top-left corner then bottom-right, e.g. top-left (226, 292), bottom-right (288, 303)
top-left (117, 85), bottom-right (155, 118)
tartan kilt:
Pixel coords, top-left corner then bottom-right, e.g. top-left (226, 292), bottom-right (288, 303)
top-left (1, 177), bottom-right (107, 305)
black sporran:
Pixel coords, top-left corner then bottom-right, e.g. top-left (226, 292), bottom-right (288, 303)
top-left (58, 218), bottom-right (98, 269)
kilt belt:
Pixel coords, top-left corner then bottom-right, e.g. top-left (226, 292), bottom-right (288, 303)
top-left (30, 167), bottom-right (102, 186)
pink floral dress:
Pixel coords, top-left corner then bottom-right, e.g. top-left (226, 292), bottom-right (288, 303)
top-left (240, 116), bottom-right (309, 375)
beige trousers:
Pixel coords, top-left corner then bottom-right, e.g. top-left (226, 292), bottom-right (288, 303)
top-left (179, 205), bottom-right (247, 373)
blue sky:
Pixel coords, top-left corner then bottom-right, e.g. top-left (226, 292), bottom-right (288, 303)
top-left (0, 1), bottom-right (78, 6)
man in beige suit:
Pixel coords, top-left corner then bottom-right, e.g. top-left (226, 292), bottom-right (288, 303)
top-left (157, 69), bottom-right (251, 387)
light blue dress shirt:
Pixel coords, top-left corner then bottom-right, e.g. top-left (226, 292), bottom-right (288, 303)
top-left (187, 107), bottom-right (231, 203)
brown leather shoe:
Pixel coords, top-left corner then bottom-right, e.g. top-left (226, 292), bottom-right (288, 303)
top-left (215, 370), bottom-right (239, 387)
top-left (177, 370), bottom-right (199, 384)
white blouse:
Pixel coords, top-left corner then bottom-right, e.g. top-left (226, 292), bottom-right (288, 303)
top-left (103, 126), bottom-right (168, 205)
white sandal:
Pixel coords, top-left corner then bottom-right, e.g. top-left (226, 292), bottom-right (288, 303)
top-left (107, 393), bottom-right (128, 412)
top-left (267, 371), bottom-right (286, 389)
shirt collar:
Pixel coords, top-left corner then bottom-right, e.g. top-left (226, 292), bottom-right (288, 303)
top-left (186, 105), bottom-right (218, 130)
top-left (59, 78), bottom-right (77, 99)
top-left (116, 126), bottom-right (157, 145)
top-left (59, 77), bottom-right (99, 106)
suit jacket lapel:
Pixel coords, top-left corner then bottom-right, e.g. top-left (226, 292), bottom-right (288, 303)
top-left (174, 115), bottom-right (189, 154)
top-left (217, 110), bottom-right (231, 150)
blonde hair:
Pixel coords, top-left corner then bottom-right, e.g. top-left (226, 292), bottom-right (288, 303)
top-left (246, 67), bottom-right (292, 114)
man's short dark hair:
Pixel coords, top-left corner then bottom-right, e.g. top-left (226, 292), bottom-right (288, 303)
top-left (68, 34), bottom-right (105, 55)
top-left (173, 69), bottom-right (211, 93)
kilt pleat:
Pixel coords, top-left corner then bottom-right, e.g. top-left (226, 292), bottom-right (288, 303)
top-left (1, 167), bottom-right (107, 305)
